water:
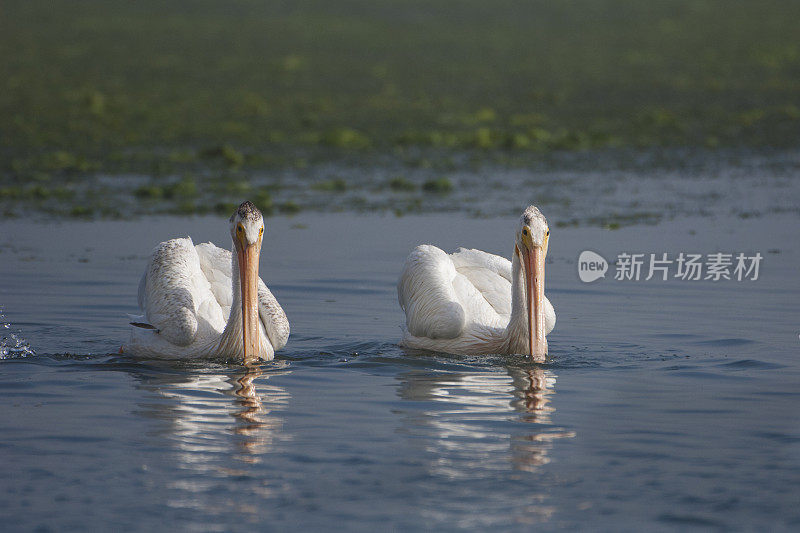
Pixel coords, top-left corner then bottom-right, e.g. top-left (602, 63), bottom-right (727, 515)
top-left (5, 147), bottom-right (800, 224)
top-left (1, 208), bottom-right (799, 531)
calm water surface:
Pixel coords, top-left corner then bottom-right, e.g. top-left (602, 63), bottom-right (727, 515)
top-left (1, 211), bottom-right (798, 531)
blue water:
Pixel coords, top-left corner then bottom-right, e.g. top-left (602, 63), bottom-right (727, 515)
top-left (1, 212), bottom-right (799, 531)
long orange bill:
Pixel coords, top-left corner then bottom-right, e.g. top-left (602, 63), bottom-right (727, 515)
top-left (237, 241), bottom-right (262, 365)
top-left (523, 246), bottom-right (547, 361)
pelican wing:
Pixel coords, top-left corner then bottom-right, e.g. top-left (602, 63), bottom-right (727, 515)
top-left (195, 242), bottom-right (289, 350)
top-left (256, 281), bottom-right (290, 350)
top-left (195, 242), bottom-right (234, 318)
top-left (140, 237), bottom-right (209, 346)
top-left (398, 245), bottom-right (518, 343)
top-left (398, 245), bottom-right (467, 339)
top-left (450, 248), bottom-right (512, 320)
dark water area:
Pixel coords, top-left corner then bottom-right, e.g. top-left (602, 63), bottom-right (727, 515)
top-left (1, 210), bottom-right (799, 531)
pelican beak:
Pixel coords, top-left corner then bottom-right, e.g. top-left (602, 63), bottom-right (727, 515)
top-left (521, 234), bottom-right (547, 361)
top-left (237, 237), bottom-right (262, 365)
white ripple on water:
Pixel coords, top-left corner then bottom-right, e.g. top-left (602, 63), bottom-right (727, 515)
top-left (0, 307), bottom-right (35, 359)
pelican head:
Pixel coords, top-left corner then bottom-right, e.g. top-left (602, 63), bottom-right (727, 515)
top-left (515, 205), bottom-right (550, 360)
top-left (230, 201), bottom-right (264, 365)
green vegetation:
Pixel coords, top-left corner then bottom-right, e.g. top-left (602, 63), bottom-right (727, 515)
top-left (388, 177), bottom-right (416, 192)
top-left (3, 1), bottom-right (799, 167)
top-left (134, 177), bottom-right (198, 200)
top-left (422, 178), bottom-right (454, 194)
top-left (278, 201), bottom-right (302, 215)
top-left (134, 185), bottom-right (164, 200)
top-left (213, 202), bottom-right (239, 215)
top-left (252, 189), bottom-right (274, 215)
top-left (69, 206), bottom-right (93, 218)
top-left (320, 129), bottom-right (371, 149)
top-left (199, 145), bottom-right (245, 169)
top-left (312, 178), bottom-right (348, 192)
top-left (1, 1), bottom-right (799, 221)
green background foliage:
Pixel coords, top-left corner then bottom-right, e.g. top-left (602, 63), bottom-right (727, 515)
top-left (3, 0), bottom-right (799, 161)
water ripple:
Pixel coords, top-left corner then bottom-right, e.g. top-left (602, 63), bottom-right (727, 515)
top-left (0, 307), bottom-right (35, 359)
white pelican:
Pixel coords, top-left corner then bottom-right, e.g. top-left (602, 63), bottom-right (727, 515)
top-left (397, 205), bottom-right (556, 361)
top-left (123, 201), bottom-right (289, 364)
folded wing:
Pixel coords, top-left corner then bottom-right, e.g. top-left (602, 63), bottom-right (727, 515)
top-left (398, 245), bottom-right (467, 339)
top-left (450, 248), bottom-right (512, 322)
top-left (140, 238), bottom-right (208, 346)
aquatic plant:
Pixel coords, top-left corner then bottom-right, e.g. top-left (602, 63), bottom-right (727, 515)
top-left (388, 177), bottom-right (416, 191)
top-left (69, 206), bottom-right (93, 218)
top-left (0, 0), bottom-right (798, 221)
top-left (312, 178), bottom-right (348, 192)
top-left (320, 128), bottom-right (370, 149)
top-left (253, 189), bottom-right (274, 216)
top-left (214, 202), bottom-right (238, 215)
top-left (278, 201), bottom-right (301, 214)
top-left (200, 145), bottom-right (244, 169)
top-left (165, 176), bottom-right (198, 199)
top-left (422, 177), bottom-right (453, 194)
top-left (134, 185), bottom-right (164, 200)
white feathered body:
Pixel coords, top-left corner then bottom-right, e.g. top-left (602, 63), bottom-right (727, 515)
top-left (124, 237), bottom-right (289, 360)
top-left (398, 245), bottom-right (555, 355)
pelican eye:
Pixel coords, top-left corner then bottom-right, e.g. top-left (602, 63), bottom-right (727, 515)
top-left (259, 227), bottom-right (263, 236)
top-left (522, 228), bottom-right (528, 236)
top-left (546, 230), bottom-right (550, 236)
top-left (237, 224), bottom-right (244, 234)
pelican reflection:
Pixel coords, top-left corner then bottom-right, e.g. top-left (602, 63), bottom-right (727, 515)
top-left (228, 367), bottom-right (291, 462)
top-left (137, 365), bottom-right (292, 466)
top-left (396, 365), bottom-right (574, 475)
top-left (509, 367), bottom-right (575, 473)
top-left (131, 363), bottom-right (292, 517)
